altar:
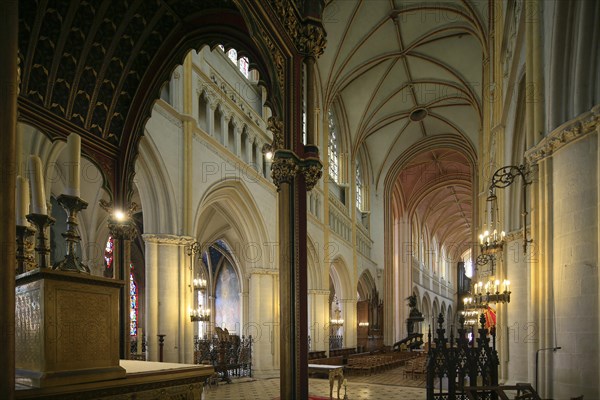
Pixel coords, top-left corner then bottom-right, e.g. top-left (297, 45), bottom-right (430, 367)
top-left (16, 360), bottom-right (214, 399)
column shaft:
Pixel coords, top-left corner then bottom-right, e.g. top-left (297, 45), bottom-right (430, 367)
top-left (0, 0), bottom-right (18, 397)
top-left (305, 56), bottom-right (316, 146)
top-left (279, 180), bottom-right (308, 399)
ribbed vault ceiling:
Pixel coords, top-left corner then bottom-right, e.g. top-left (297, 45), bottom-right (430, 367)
top-left (319, 0), bottom-right (486, 253)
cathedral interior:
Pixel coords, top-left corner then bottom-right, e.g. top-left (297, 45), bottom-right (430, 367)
top-left (1, 1), bottom-right (599, 399)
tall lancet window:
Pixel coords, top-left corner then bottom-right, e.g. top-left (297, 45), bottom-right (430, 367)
top-left (328, 109), bottom-right (339, 183)
top-left (130, 264), bottom-right (138, 336)
top-left (356, 159), bottom-right (363, 211)
top-left (104, 236), bottom-right (114, 274)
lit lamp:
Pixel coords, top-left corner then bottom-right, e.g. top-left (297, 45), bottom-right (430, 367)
top-left (190, 306), bottom-right (210, 322)
top-left (358, 322), bottom-right (369, 328)
top-left (463, 279), bottom-right (511, 310)
top-left (186, 241), bottom-right (211, 325)
top-left (330, 297), bottom-right (344, 328)
top-left (262, 143), bottom-right (273, 161)
top-left (193, 277), bottom-right (207, 291)
top-left (479, 190), bottom-right (505, 256)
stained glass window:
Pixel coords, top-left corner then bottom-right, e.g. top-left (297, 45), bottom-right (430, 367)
top-left (104, 236), bottom-right (114, 271)
top-left (130, 264), bottom-right (138, 336)
top-left (356, 159), bottom-right (363, 211)
top-left (328, 109), bottom-right (339, 183)
top-left (227, 49), bottom-right (237, 64)
top-left (239, 57), bottom-right (249, 78)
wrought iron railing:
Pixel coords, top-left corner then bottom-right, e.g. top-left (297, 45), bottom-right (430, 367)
top-left (426, 313), bottom-right (499, 400)
top-left (194, 333), bottom-right (253, 381)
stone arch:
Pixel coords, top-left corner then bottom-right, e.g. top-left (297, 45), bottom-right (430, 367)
top-left (307, 235), bottom-right (322, 290)
top-left (357, 270), bottom-right (376, 301)
top-left (329, 255), bottom-right (352, 302)
top-left (193, 178), bottom-right (270, 274)
top-left (421, 294), bottom-right (432, 333)
top-left (134, 132), bottom-right (179, 234)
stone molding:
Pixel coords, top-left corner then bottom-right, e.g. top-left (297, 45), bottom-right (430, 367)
top-left (154, 101), bottom-right (183, 128)
top-left (308, 289), bottom-right (329, 295)
top-left (249, 268), bottom-right (279, 276)
top-left (525, 104), bottom-right (600, 164)
top-left (503, 227), bottom-right (530, 243)
top-left (141, 233), bottom-right (195, 246)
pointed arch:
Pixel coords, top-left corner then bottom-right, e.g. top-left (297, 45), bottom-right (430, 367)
top-left (307, 235), bottom-right (322, 290)
top-left (193, 178), bottom-right (270, 272)
top-left (134, 132), bottom-right (179, 234)
top-left (329, 255), bottom-right (353, 302)
top-left (357, 270), bottom-right (376, 301)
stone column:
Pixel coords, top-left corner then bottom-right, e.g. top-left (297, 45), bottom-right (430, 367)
top-left (248, 270), bottom-right (278, 374)
top-left (143, 234), bottom-right (194, 363)
top-left (144, 237), bottom-right (159, 361)
top-left (220, 109), bottom-right (228, 146)
top-left (222, 112), bottom-right (230, 149)
top-left (106, 213), bottom-right (138, 360)
top-left (0, 0), bottom-right (18, 397)
top-left (245, 132), bottom-right (253, 165)
top-left (308, 289), bottom-right (330, 353)
top-left (206, 98), bottom-right (215, 137)
top-left (341, 298), bottom-right (357, 350)
top-left (234, 123), bottom-right (242, 157)
top-left (255, 139), bottom-right (264, 174)
top-left (171, 66), bottom-right (182, 112)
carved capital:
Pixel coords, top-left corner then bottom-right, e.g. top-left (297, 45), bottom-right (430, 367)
top-left (271, 149), bottom-right (323, 191)
top-left (271, 153), bottom-right (300, 190)
top-left (300, 160), bottom-right (323, 191)
top-left (297, 23), bottom-right (327, 57)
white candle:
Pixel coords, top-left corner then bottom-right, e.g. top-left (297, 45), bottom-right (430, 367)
top-left (65, 133), bottom-right (81, 197)
top-left (16, 175), bottom-right (30, 225)
top-left (28, 155), bottom-right (47, 215)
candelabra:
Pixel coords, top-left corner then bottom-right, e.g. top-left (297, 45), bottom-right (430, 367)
top-left (52, 194), bottom-right (90, 273)
top-left (460, 310), bottom-right (480, 326)
top-left (186, 241), bottom-right (211, 325)
top-left (16, 224), bottom-right (36, 274)
top-left (26, 213), bottom-right (56, 269)
top-left (479, 190), bottom-right (505, 255)
top-left (193, 277), bottom-right (208, 291)
top-left (190, 307), bottom-right (211, 322)
top-left (463, 279), bottom-right (511, 310)
top-left (330, 296), bottom-right (344, 328)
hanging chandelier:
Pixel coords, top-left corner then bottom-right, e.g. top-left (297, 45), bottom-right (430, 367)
top-left (330, 296), bottom-right (344, 328)
top-left (186, 241), bottom-right (211, 323)
top-left (478, 189), bottom-right (505, 256)
top-left (190, 306), bottom-right (210, 322)
top-left (463, 279), bottom-right (511, 310)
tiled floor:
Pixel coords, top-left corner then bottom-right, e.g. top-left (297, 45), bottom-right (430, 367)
top-left (203, 367), bottom-right (426, 400)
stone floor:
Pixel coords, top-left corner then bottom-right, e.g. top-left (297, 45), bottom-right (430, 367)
top-left (203, 366), bottom-right (426, 400)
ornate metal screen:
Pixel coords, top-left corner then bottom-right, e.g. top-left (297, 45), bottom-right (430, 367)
top-left (426, 313), bottom-right (499, 400)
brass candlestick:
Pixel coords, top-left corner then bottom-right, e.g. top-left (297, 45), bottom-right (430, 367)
top-left (16, 225), bottom-right (36, 274)
top-left (26, 213), bottom-right (56, 269)
top-left (53, 194), bottom-right (90, 273)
